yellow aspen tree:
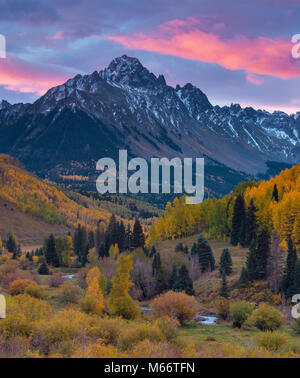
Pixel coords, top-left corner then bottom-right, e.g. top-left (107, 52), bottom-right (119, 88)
top-left (107, 255), bottom-right (139, 319)
top-left (86, 276), bottom-right (104, 315)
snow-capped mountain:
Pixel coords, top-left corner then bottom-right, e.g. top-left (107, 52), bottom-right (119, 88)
top-left (0, 55), bottom-right (298, 197)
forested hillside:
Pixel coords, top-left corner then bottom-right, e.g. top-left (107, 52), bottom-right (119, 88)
top-left (148, 163), bottom-right (300, 248)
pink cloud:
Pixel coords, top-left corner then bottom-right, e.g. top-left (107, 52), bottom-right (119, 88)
top-left (108, 19), bottom-right (300, 80)
top-left (0, 55), bottom-right (70, 95)
top-left (48, 30), bottom-right (65, 40)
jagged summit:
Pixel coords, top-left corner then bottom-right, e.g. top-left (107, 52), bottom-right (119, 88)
top-left (99, 55), bottom-right (166, 89)
top-left (0, 100), bottom-right (11, 110)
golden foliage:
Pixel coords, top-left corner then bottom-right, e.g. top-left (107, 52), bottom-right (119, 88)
top-left (151, 290), bottom-right (199, 324)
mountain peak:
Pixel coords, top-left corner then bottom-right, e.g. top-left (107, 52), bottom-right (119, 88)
top-left (100, 55), bottom-right (166, 89)
top-left (0, 99), bottom-right (11, 110)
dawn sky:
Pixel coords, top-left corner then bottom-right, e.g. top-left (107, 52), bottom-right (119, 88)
top-left (0, 0), bottom-right (299, 113)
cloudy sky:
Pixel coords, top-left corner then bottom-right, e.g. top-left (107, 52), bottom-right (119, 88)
top-left (0, 0), bottom-right (299, 113)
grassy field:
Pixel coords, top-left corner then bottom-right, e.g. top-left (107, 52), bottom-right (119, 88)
top-left (178, 321), bottom-right (300, 356)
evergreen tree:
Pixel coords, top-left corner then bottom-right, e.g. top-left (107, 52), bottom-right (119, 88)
top-left (282, 237), bottom-right (298, 298)
top-left (174, 264), bottom-right (194, 295)
top-left (12, 244), bottom-right (21, 259)
top-left (245, 241), bottom-right (258, 282)
top-left (230, 195), bottom-right (247, 247)
top-left (74, 224), bottom-right (88, 264)
top-left (152, 253), bottom-right (165, 294)
top-left (169, 263), bottom-right (177, 290)
top-left (255, 228), bottom-right (270, 280)
top-left (125, 224), bottom-right (132, 250)
top-left (38, 262), bottom-right (50, 275)
top-left (191, 242), bottom-right (197, 256)
top-left (290, 260), bottom-right (300, 297)
top-left (197, 235), bottom-right (215, 273)
top-left (131, 219), bottom-right (145, 249)
top-left (272, 184), bottom-right (279, 202)
top-left (118, 221), bottom-right (126, 251)
top-left (245, 199), bottom-right (257, 247)
top-left (45, 234), bottom-right (59, 267)
top-left (98, 243), bottom-right (107, 258)
top-left (6, 230), bottom-right (18, 253)
top-left (87, 230), bottom-right (95, 250)
top-left (219, 273), bottom-right (229, 298)
top-left (219, 248), bottom-right (232, 276)
top-left (239, 267), bottom-right (249, 288)
top-left (149, 245), bottom-right (157, 258)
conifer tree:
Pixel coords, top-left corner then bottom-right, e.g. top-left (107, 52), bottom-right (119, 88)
top-left (6, 231), bottom-right (18, 254)
top-left (245, 241), bottom-right (258, 282)
top-left (149, 245), bottom-right (157, 258)
top-left (197, 235), bottom-right (215, 273)
top-left (219, 273), bottom-right (229, 298)
top-left (152, 253), bottom-right (165, 293)
top-left (245, 199), bottom-right (257, 247)
top-left (267, 230), bottom-right (284, 293)
top-left (230, 195), bottom-right (246, 246)
top-left (45, 234), bottom-right (59, 267)
top-left (38, 262), bottom-right (50, 275)
top-left (131, 219), bottom-right (145, 249)
top-left (174, 264), bottom-right (194, 295)
top-left (169, 263), bottom-right (177, 290)
top-left (255, 228), bottom-right (270, 280)
top-left (290, 260), bottom-right (300, 297)
top-left (282, 237), bottom-right (298, 297)
top-left (219, 248), bottom-right (232, 276)
top-left (239, 267), bottom-right (249, 288)
top-left (272, 184), bottom-right (279, 202)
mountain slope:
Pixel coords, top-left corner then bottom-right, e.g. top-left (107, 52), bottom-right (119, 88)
top-left (0, 55), bottom-right (299, 198)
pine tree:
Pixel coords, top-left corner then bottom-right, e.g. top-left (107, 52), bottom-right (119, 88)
top-left (282, 237), bottom-right (298, 298)
top-left (12, 244), bottom-right (21, 259)
top-left (245, 241), bottom-right (258, 282)
top-left (239, 267), bottom-right (249, 288)
top-left (255, 228), bottom-right (270, 280)
top-left (149, 245), bottom-right (157, 258)
top-left (98, 243), bottom-right (107, 258)
top-left (230, 195), bottom-right (246, 247)
top-left (290, 260), bottom-right (300, 297)
top-left (191, 243), bottom-right (197, 256)
top-left (45, 234), bottom-right (59, 267)
top-left (152, 253), bottom-right (165, 293)
top-left (267, 230), bottom-right (284, 293)
top-left (6, 231), bottom-right (18, 253)
top-left (169, 263), bottom-right (177, 290)
top-left (197, 235), bottom-right (215, 273)
top-left (219, 273), bottom-right (229, 298)
top-left (272, 184), bottom-right (279, 202)
top-left (245, 199), bottom-right (257, 247)
top-left (174, 264), bottom-right (194, 295)
top-left (219, 248), bottom-right (232, 276)
top-left (118, 221), bottom-right (126, 251)
top-left (131, 219), bottom-right (145, 249)
top-left (38, 262), bottom-right (50, 275)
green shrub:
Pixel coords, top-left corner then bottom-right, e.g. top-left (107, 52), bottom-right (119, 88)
top-left (255, 331), bottom-right (287, 351)
top-left (25, 284), bottom-right (46, 299)
top-left (230, 301), bottom-right (253, 328)
top-left (79, 296), bottom-right (97, 314)
top-left (57, 280), bottom-right (83, 304)
top-left (118, 322), bottom-right (164, 351)
top-left (248, 303), bottom-right (283, 331)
